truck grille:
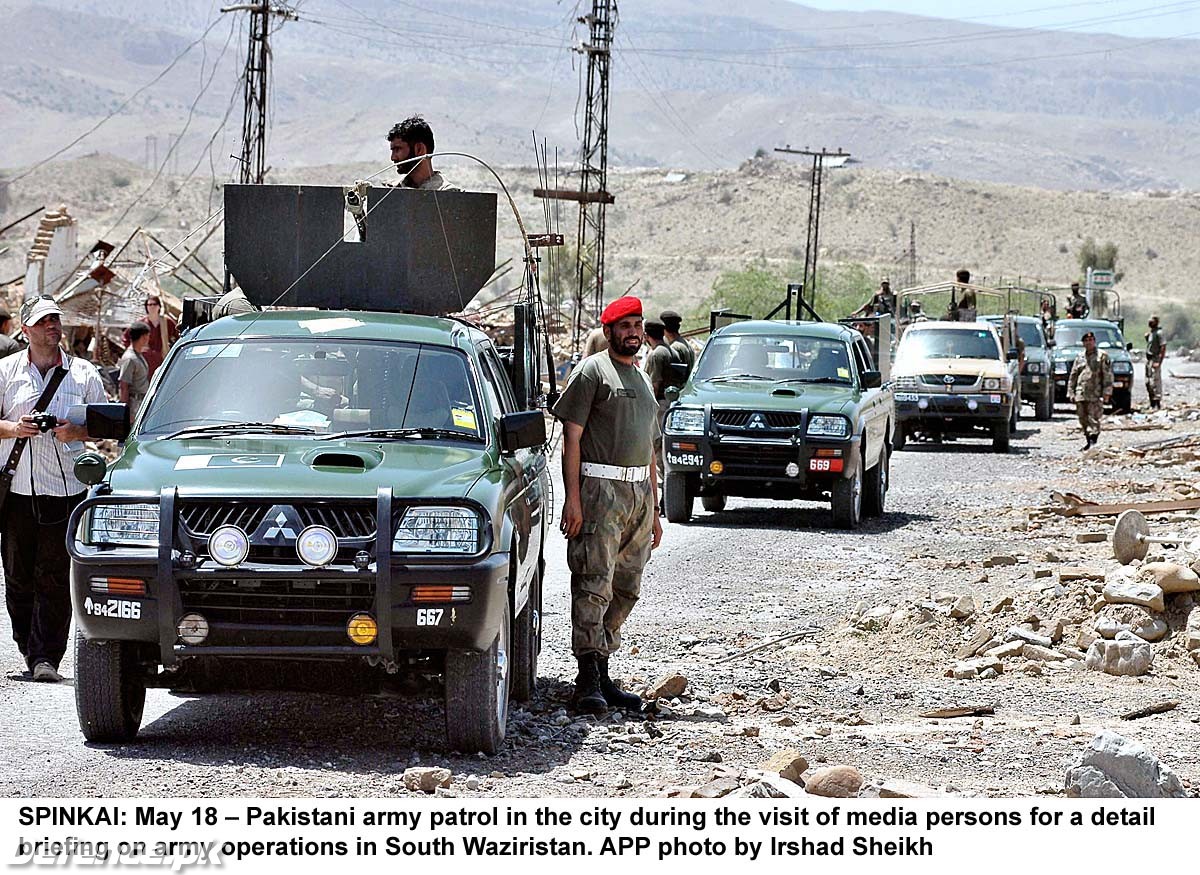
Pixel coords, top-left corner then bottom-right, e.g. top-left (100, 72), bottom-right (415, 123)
top-left (178, 577), bottom-right (374, 627)
top-left (919, 373), bottom-right (978, 389)
top-left (712, 410), bottom-right (804, 429)
top-left (714, 442), bottom-right (799, 477)
top-left (179, 501), bottom-right (377, 539)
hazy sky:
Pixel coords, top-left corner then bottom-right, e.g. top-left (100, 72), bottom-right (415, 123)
top-left (791, 0), bottom-right (1200, 39)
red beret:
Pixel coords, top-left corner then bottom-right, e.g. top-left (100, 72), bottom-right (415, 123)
top-left (600, 296), bottom-right (642, 325)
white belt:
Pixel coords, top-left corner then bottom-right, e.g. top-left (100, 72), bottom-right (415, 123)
top-left (581, 462), bottom-right (650, 483)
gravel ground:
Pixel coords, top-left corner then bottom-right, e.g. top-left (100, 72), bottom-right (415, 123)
top-left (2, 365), bottom-right (1198, 799)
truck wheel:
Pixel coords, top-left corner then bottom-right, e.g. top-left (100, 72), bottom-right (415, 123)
top-left (862, 447), bottom-right (889, 518)
top-left (74, 632), bottom-right (146, 743)
top-left (664, 473), bottom-right (693, 523)
top-left (992, 420), bottom-right (1010, 453)
top-left (445, 598), bottom-right (510, 754)
top-left (1111, 388), bottom-right (1131, 414)
top-left (892, 424), bottom-right (907, 451)
top-left (831, 464), bottom-right (863, 529)
top-left (510, 564), bottom-right (541, 703)
top-left (701, 494), bottom-right (726, 513)
top-left (1035, 391), bottom-right (1053, 421)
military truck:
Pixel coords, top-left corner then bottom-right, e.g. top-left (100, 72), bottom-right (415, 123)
top-left (1050, 318), bottom-right (1135, 413)
top-left (661, 320), bottom-right (893, 529)
top-left (981, 314), bottom-right (1055, 421)
top-left (67, 182), bottom-right (552, 754)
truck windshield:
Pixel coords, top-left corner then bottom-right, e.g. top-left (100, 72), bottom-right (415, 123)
top-left (1055, 324), bottom-right (1125, 349)
top-left (694, 334), bottom-right (855, 384)
top-left (139, 339), bottom-right (483, 439)
top-left (897, 329), bottom-right (1000, 363)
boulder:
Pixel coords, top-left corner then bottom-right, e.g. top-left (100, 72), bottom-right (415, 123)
top-left (760, 750), bottom-right (808, 784)
top-left (1064, 730), bottom-right (1186, 798)
top-left (1094, 604), bottom-right (1168, 643)
top-left (950, 595), bottom-right (976, 620)
top-left (647, 672), bottom-right (688, 699)
top-left (1139, 562), bottom-right (1200, 594)
top-left (1085, 631), bottom-right (1153, 677)
top-left (1006, 626), bottom-right (1052, 648)
top-left (804, 766), bottom-right (863, 799)
top-left (1102, 578), bottom-right (1165, 612)
top-left (403, 767), bottom-right (452, 793)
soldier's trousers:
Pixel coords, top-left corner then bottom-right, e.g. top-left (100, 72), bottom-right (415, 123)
top-left (567, 476), bottom-right (654, 657)
top-left (1146, 360), bottom-right (1163, 405)
top-left (1076, 400), bottom-right (1102, 437)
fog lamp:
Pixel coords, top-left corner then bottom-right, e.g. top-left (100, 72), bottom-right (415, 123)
top-left (209, 526), bottom-right (249, 567)
top-left (347, 612), bottom-right (377, 645)
top-left (967, 399), bottom-right (979, 411)
top-left (297, 525), bottom-right (338, 567)
top-left (709, 461), bottom-right (724, 474)
top-left (917, 399), bottom-right (929, 410)
top-left (785, 462), bottom-right (800, 478)
top-left (177, 613), bottom-right (209, 645)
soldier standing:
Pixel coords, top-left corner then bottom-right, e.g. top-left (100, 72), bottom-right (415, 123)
top-left (660, 310), bottom-right (695, 376)
top-left (554, 296), bottom-right (662, 714)
top-left (1066, 282), bottom-right (1090, 319)
top-left (1068, 330), bottom-right (1113, 450)
top-left (1145, 315), bottom-right (1165, 410)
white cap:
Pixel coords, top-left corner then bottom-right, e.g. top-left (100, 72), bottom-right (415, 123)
top-left (20, 296), bottom-right (64, 326)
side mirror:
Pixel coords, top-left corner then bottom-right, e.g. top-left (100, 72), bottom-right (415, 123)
top-left (500, 410), bottom-right (546, 453)
top-left (1126, 342), bottom-right (1134, 352)
top-left (73, 451), bottom-right (108, 487)
top-left (1006, 348), bottom-right (1020, 361)
top-left (70, 403), bottom-right (130, 440)
top-left (861, 370), bottom-right (882, 389)
top-left (664, 386), bottom-right (681, 402)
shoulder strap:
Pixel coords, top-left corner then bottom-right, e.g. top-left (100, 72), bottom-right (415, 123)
top-left (0, 364), bottom-right (69, 480)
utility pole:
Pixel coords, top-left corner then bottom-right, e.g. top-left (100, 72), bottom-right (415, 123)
top-left (908, 220), bottom-right (917, 287)
top-left (536, 1), bottom-right (617, 351)
top-left (222, 3), bottom-right (298, 185)
top-left (144, 135), bottom-right (158, 170)
top-left (775, 146), bottom-right (849, 314)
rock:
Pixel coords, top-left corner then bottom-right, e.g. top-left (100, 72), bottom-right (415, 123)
top-left (978, 668), bottom-right (998, 680)
top-left (950, 595), bottom-right (976, 620)
top-left (776, 716), bottom-right (796, 727)
top-left (1095, 604), bottom-right (1169, 642)
top-left (1060, 566), bottom-right (1104, 582)
top-left (805, 766), bottom-right (864, 798)
top-left (988, 596), bottom-right (1013, 614)
top-left (761, 750), bottom-right (808, 784)
top-left (879, 779), bottom-right (948, 798)
top-left (647, 672), bottom-right (688, 699)
top-left (688, 750), bottom-right (723, 763)
top-left (465, 775), bottom-right (482, 791)
top-left (983, 640), bottom-right (1025, 659)
top-left (1034, 568), bottom-right (1053, 579)
top-left (1085, 631), bottom-right (1154, 677)
top-left (1076, 531), bottom-right (1108, 543)
top-left (956, 626), bottom-right (994, 659)
top-left (1139, 562), bottom-right (1200, 594)
top-left (1064, 730), bottom-right (1186, 798)
top-left (947, 656), bottom-right (1002, 679)
top-left (1103, 577), bottom-right (1165, 612)
top-left (734, 774), bottom-right (808, 798)
top-left (933, 591), bottom-right (959, 604)
top-left (1006, 626), bottom-right (1052, 648)
top-left (691, 777), bottom-right (740, 798)
top-left (1021, 643), bottom-right (1072, 662)
top-left (1077, 628), bottom-right (1099, 650)
top-left (1186, 609), bottom-right (1200, 651)
top-left (983, 554), bottom-right (1017, 568)
top-left (1044, 619), bottom-right (1065, 643)
top-left (1044, 550), bottom-right (1062, 562)
top-left (403, 767), bottom-right (452, 793)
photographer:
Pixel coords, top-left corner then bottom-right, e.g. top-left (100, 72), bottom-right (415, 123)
top-left (0, 297), bottom-right (106, 682)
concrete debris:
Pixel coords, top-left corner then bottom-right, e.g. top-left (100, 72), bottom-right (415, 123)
top-left (956, 626), bottom-right (994, 659)
top-left (947, 656), bottom-right (1003, 679)
top-left (1021, 643), bottom-right (1074, 662)
top-left (1065, 730), bottom-right (1186, 798)
top-left (403, 767), bottom-right (452, 794)
top-left (1102, 578), bottom-right (1166, 612)
top-left (1075, 531), bottom-right (1108, 543)
top-left (1060, 566), bottom-right (1105, 582)
top-left (1086, 631), bottom-right (1154, 677)
top-left (983, 555), bottom-right (1017, 568)
top-left (1095, 604), bottom-right (1169, 643)
top-left (1006, 626), bottom-right (1053, 648)
top-left (950, 595), bottom-right (976, 620)
top-left (804, 766), bottom-right (864, 798)
top-left (646, 672), bottom-right (688, 699)
top-left (878, 779), bottom-right (950, 798)
top-left (1139, 562), bottom-right (1200, 594)
top-left (690, 777), bottom-right (741, 798)
top-left (760, 750), bottom-right (808, 784)
top-left (988, 596), bottom-right (1014, 613)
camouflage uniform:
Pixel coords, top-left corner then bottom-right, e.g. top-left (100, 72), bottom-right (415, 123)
top-left (1145, 326), bottom-right (1165, 408)
top-left (1068, 348), bottom-right (1113, 438)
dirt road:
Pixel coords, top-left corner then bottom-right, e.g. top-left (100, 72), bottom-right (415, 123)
top-left (2, 370), bottom-right (1197, 799)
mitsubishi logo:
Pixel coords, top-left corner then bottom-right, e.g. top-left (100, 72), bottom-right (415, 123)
top-left (251, 505), bottom-right (303, 545)
top-left (748, 413), bottom-right (767, 429)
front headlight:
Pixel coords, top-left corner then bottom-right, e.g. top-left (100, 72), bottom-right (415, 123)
top-left (88, 503), bottom-right (159, 546)
top-left (807, 415), bottom-right (850, 438)
top-left (1112, 361), bottom-right (1133, 374)
top-left (666, 407), bottom-right (705, 434)
top-left (393, 506), bottom-right (481, 555)
top-left (1025, 362), bottom-right (1044, 374)
top-left (982, 378), bottom-right (1000, 390)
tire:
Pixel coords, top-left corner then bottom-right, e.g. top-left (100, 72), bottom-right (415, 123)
top-left (892, 424), bottom-right (907, 451)
top-left (1035, 391), bottom-right (1053, 421)
top-left (831, 462), bottom-right (863, 529)
top-left (700, 494), bottom-right (726, 513)
top-left (862, 446), bottom-right (889, 518)
top-left (1111, 388), bottom-right (1131, 414)
top-left (510, 563), bottom-right (541, 703)
top-left (664, 472), bottom-right (693, 523)
top-left (74, 632), bottom-right (147, 743)
top-left (992, 420), bottom-right (1010, 453)
top-left (445, 598), bottom-right (510, 754)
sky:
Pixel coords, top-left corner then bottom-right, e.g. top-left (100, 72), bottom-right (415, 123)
top-left (791, 0), bottom-right (1200, 39)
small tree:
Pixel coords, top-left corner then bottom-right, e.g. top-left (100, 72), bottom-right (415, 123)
top-left (1077, 237), bottom-right (1123, 282)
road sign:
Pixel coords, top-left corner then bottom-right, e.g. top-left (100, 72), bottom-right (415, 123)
top-left (1088, 268), bottom-right (1114, 289)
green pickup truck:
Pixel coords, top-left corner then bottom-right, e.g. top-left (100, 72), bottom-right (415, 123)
top-left (661, 320), bottom-right (893, 528)
top-left (68, 184), bottom-right (551, 755)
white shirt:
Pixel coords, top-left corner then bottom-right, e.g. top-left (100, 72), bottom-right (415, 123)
top-left (0, 350), bottom-right (107, 496)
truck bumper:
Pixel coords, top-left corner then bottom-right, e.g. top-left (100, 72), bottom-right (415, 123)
top-left (894, 391), bottom-right (1010, 433)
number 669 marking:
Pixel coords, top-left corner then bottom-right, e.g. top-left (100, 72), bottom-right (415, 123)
top-left (416, 608), bottom-right (444, 626)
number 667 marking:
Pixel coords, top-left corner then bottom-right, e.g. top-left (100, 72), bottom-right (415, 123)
top-left (416, 608), bottom-right (444, 626)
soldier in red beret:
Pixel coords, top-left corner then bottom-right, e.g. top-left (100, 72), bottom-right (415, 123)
top-left (552, 296), bottom-right (663, 714)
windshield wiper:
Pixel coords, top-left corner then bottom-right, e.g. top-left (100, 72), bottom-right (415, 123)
top-left (774, 377), bottom-right (850, 385)
top-left (162, 422), bottom-right (318, 439)
top-left (320, 427), bottom-right (484, 442)
top-left (704, 373), bottom-right (772, 383)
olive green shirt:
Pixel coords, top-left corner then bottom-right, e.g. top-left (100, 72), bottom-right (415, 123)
top-left (643, 343), bottom-right (674, 399)
top-left (118, 346), bottom-right (150, 418)
top-left (1068, 349), bottom-right (1113, 402)
top-left (1146, 327), bottom-right (1165, 361)
top-left (552, 351), bottom-right (659, 467)
top-left (669, 336), bottom-right (695, 372)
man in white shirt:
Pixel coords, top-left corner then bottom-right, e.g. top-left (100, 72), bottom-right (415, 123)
top-left (0, 296), bottom-right (106, 682)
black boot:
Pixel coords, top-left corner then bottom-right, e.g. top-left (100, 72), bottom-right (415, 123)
top-left (1088, 433), bottom-right (1098, 448)
top-left (598, 655), bottom-right (645, 712)
top-left (572, 654), bottom-right (608, 715)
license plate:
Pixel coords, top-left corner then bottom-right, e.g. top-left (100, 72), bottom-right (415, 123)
top-left (895, 392), bottom-right (919, 402)
top-left (1030, 376), bottom-right (1040, 383)
top-left (809, 458), bottom-right (844, 473)
top-left (666, 452), bottom-right (702, 467)
top-left (989, 394), bottom-right (1001, 404)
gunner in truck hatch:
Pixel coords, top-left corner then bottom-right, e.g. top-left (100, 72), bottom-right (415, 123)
top-left (386, 116), bottom-right (461, 192)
